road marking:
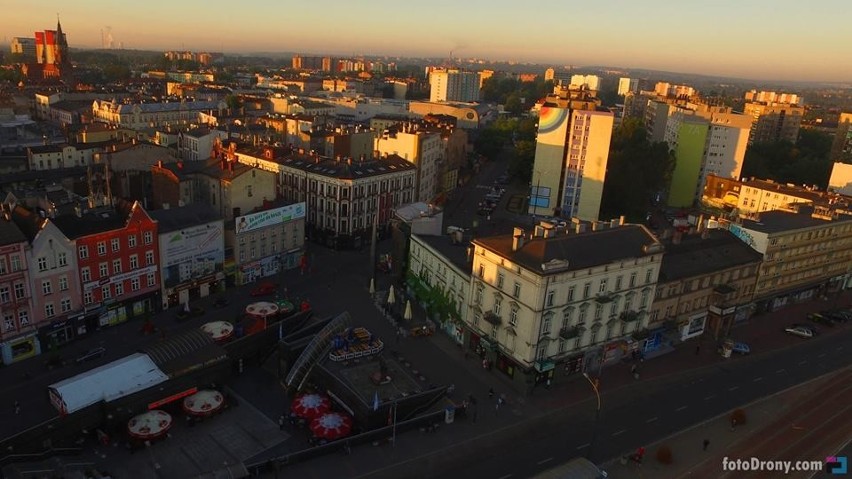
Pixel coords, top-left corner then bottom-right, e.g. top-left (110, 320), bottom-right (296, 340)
top-left (646, 416), bottom-right (658, 423)
top-left (704, 395), bottom-right (716, 401)
top-left (798, 360), bottom-right (808, 366)
top-left (537, 457), bottom-right (554, 465)
top-left (728, 386), bottom-right (740, 391)
top-left (676, 406), bottom-right (688, 412)
top-left (612, 429), bottom-right (626, 437)
top-left (576, 443), bottom-right (590, 450)
top-left (753, 377), bottom-right (763, 382)
top-left (818, 353), bottom-right (826, 358)
top-left (776, 369), bottom-right (786, 374)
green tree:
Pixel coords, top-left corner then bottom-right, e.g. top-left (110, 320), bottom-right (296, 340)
top-left (504, 93), bottom-right (523, 115)
top-left (224, 94), bottom-right (243, 111)
top-left (741, 129), bottom-right (834, 189)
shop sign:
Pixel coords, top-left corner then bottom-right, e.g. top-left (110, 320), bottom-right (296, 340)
top-left (147, 387), bottom-right (198, 410)
top-left (235, 202), bottom-right (305, 234)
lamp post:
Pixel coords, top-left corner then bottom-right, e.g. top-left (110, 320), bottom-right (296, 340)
top-left (582, 372), bottom-right (601, 462)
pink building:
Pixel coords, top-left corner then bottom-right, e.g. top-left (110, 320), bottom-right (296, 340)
top-left (0, 212), bottom-right (37, 365)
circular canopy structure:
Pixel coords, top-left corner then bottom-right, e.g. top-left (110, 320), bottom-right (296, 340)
top-left (127, 410), bottom-right (172, 440)
top-left (310, 412), bottom-right (353, 441)
top-left (290, 393), bottom-right (331, 420)
top-left (275, 299), bottom-right (295, 315)
top-left (245, 301), bottom-right (279, 318)
top-left (182, 389), bottom-right (225, 417)
top-left (200, 321), bottom-right (234, 342)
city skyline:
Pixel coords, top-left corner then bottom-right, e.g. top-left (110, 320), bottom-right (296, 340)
top-left (2, 0), bottom-right (852, 82)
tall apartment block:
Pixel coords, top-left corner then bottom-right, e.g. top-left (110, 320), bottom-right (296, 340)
top-left (617, 77), bottom-right (639, 96)
top-left (743, 90), bottom-right (803, 145)
top-left (529, 87), bottom-right (613, 220)
top-left (831, 112), bottom-right (852, 162)
top-left (428, 68), bottom-right (481, 103)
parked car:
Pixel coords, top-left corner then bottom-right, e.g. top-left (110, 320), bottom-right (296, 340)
top-left (76, 347), bottom-right (106, 363)
top-left (731, 342), bottom-right (751, 355)
top-left (791, 323), bottom-right (818, 334)
top-left (251, 281), bottom-right (278, 297)
top-left (784, 326), bottom-right (814, 339)
top-left (808, 313), bottom-right (835, 327)
top-left (822, 310), bottom-right (851, 323)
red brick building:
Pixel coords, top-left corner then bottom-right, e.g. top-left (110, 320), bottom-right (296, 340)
top-left (53, 200), bottom-right (160, 330)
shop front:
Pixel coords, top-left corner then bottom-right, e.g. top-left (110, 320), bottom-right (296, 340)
top-left (497, 352), bottom-right (520, 379)
top-left (237, 255), bottom-right (281, 286)
top-left (1, 332), bottom-right (41, 365)
top-left (680, 312), bottom-right (707, 341)
top-left (443, 317), bottom-right (464, 345)
top-left (164, 273), bottom-right (224, 309)
top-left (39, 318), bottom-right (75, 348)
top-left (561, 353), bottom-right (584, 376)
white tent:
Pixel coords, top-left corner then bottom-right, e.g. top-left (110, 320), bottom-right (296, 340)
top-left (48, 353), bottom-right (169, 415)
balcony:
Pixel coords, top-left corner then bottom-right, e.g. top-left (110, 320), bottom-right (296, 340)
top-left (594, 292), bottom-right (613, 304)
top-left (559, 326), bottom-right (580, 340)
top-left (483, 311), bottom-right (502, 326)
top-left (619, 310), bottom-right (640, 323)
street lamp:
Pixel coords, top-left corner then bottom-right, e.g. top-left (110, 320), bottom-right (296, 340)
top-left (582, 372), bottom-right (601, 461)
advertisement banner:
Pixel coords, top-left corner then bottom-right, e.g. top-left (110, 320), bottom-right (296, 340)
top-left (235, 203), bottom-right (306, 234)
top-left (160, 222), bottom-right (225, 288)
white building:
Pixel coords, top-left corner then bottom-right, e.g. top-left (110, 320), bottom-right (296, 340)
top-left (569, 74), bottom-right (601, 91)
top-left (466, 221), bottom-right (663, 387)
top-left (92, 99), bottom-right (226, 130)
top-left (429, 69), bottom-right (481, 103)
top-left (828, 162), bottom-right (852, 196)
top-left (617, 77), bottom-right (639, 96)
top-left (374, 123), bottom-right (444, 203)
top-left (178, 127), bottom-right (227, 162)
top-left (27, 142), bottom-right (109, 170)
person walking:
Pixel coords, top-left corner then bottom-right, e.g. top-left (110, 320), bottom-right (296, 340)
top-left (695, 344), bottom-right (701, 355)
top-left (703, 439), bottom-right (710, 451)
top-left (488, 388), bottom-right (494, 398)
top-left (278, 415), bottom-right (285, 431)
top-left (14, 400), bottom-right (20, 414)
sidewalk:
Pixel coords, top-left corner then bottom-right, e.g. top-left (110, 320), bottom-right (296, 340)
top-left (602, 366), bottom-right (852, 479)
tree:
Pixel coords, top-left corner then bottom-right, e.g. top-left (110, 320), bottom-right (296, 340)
top-left (504, 93), bottom-right (523, 115)
top-left (741, 129), bottom-right (833, 189)
top-left (225, 94), bottom-right (243, 111)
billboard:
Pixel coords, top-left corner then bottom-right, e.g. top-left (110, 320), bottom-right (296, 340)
top-left (160, 221), bottom-right (225, 288)
top-left (235, 202), bottom-right (306, 234)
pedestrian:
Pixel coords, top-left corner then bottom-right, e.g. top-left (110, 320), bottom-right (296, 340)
top-left (278, 415), bottom-right (285, 430)
top-left (730, 418), bottom-right (737, 431)
top-left (488, 388), bottom-right (494, 398)
top-left (494, 398), bottom-right (501, 415)
top-left (695, 344), bottom-right (701, 355)
top-left (14, 400), bottom-right (20, 414)
top-left (703, 439), bottom-right (710, 451)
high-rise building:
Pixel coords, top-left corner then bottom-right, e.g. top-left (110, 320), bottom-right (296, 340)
top-left (830, 112), bottom-right (852, 163)
top-left (428, 68), bottom-right (480, 103)
top-left (570, 74), bottom-right (601, 91)
top-left (10, 37), bottom-right (36, 61)
top-left (529, 88), bottom-right (613, 220)
top-left (617, 77), bottom-right (639, 96)
top-left (742, 90), bottom-right (803, 145)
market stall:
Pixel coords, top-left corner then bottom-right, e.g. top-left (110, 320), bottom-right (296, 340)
top-left (182, 389), bottom-right (225, 417)
top-left (310, 412), bottom-right (353, 441)
top-left (127, 410), bottom-right (173, 440)
top-left (200, 321), bottom-right (234, 342)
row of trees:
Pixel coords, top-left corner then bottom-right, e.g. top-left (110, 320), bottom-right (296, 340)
top-left (480, 77), bottom-right (553, 115)
top-left (741, 129), bottom-right (835, 189)
top-left (473, 117), bottom-right (538, 183)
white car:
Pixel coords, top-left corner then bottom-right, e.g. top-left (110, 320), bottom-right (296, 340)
top-left (784, 326), bottom-right (813, 338)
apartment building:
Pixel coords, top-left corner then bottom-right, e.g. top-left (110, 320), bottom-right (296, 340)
top-left (529, 87), bottom-right (614, 220)
top-left (726, 204), bottom-right (852, 311)
top-left (743, 91), bottom-right (803, 144)
top-left (0, 215), bottom-right (37, 365)
top-left (429, 69), bottom-right (480, 103)
top-left (467, 220), bottom-right (663, 388)
top-left (570, 75), bottom-right (601, 91)
top-left (617, 77), bottom-right (639, 96)
top-left (27, 142), bottom-right (109, 170)
top-left (830, 112), bottom-right (852, 163)
top-left (736, 178), bottom-right (824, 216)
top-left (91, 99), bottom-right (226, 130)
top-left (374, 122), bottom-right (444, 203)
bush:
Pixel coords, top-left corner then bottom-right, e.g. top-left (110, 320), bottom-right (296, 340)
top-left (731, 409), bottom-right (747, 426)
top-left (656, 445), bottom-right (673, 464)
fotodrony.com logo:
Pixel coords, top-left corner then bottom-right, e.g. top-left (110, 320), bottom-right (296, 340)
top-left (826, 456), bottom-right (848, 475)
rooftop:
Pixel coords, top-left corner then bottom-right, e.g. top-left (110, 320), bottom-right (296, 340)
top-left (0, 214), bottom-right (28, 245)
top-left (474, 224), bottom-right (661, 275)
top-left (414, 233), bottom-right (471, 274)
top-left (279, 153), bottom-right (416, 180)
top-left (658, 229), bottom-right (763, 282)
top-left (51, 201), bottom-right (135, 239)
top-left (739, 206), bottom-right (852, 234)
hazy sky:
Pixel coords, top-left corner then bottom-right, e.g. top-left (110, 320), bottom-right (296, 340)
top-left (2, 0), bottom-right (851, 82)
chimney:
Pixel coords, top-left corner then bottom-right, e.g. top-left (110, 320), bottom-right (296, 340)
top-left (512, 227), bottom-right (525, 251)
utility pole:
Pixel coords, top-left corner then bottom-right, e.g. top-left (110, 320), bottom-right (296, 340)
top-left (369, 197), bottom-right (379, 288)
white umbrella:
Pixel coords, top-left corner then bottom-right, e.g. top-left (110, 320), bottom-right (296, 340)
top-left (403, 300), bottom-right (413, 321)
top-left (387, 285), bottom-right (396, 306)
top-left (369, 278), bottom-right (375, 295)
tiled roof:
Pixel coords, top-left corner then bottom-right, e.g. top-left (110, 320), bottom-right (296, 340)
top-left (279, 153), bottom-right (416, 179)
top-left (740, 206), bottom-right (852, 234)
top-left (474, 224), bottom-right (661, 275)
top-left (51, 203), bottom-right (134, 239)
top-left (658, 229), bottom-right (763, 282)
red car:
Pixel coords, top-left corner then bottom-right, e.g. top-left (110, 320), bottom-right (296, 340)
top-left (251, 282), bottom-right (278, 297)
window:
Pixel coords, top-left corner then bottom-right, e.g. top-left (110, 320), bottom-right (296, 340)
top-left (61, 298), bottom-right (72, 313)
top-left (11, 255), bottom-right (20, 272)
top-left (112, 259), bottom-right (122, 274)
top-left (510, 305), bottom-right (519, 326)
top-left (101, 285), bottom-right (111, 300)
top-left (84, 291), bottom-right (93, 305)
top-left (42, 280), bottom-right (52, 295)
top-left (641, 290), bottom-right (650, 308)
top-left (0, 258), bottom-right (6, 274)
top-left (45, 303), bottom-right (55, 318)
top-left (629, 272), bottom-right (637, 287)
top-left (99, 262), bottom-right (108, 278)
top-left (57, 252), bottom-right (67, 267)
top-left (147, 273), bottom-right (156, 287)
top-left (18, 310), bottom-right (29, 326)
top-left (79, 245), bottom-right (89, 259)
top-left (111, 238), bottom-right (120, 252)
top-left (131, 277), bottom-right (140, 291)
top-left (3, 313), bottom-right (13, 332)
top-left (0, 287), bottom-right (9, 303)
top-left (567, 286), bottom-right (575, 302)
top-left (129, 254), bottom-right (138, 270)
top-left (97, 241), bottom-right (107, 256)
top-left (645, 269), bottom-right (653, 283)
top-left (478, 264), bottom-right (485, 278)
top-left (494, 296), bottom-right (502, 316)
top-left (145, 251), bottom-right (154, 266)
top-left (537, 345), bottom-right (547, 360)
top-left (546, 290), bottom-right (555, 307)
top-left (543, 314), bottom-right (552, 334)
top-left (513, 282), bottom-right (521, 298)
top-left (144, 231), bottom-right (153, 245)
top-left (14, 283), bottom-right (25, 300)
top-left (37, 257), bottom-right (48, 271)
top-left (615, 276), bottom-right (623, 290)
top-left (578, 304), bottom-right (588, 323)
top-left (81, 267), bottom-right (91, 283)
top-left (583, 282), bottom-right (591, 299)
top-left (128, 235), bottom-right (137, 248)
top-left (599, 278), bottom-right (608, 293)
top-left (497, 273), bottom-right (504, 289)
top-left (474, 284), bottom-right (484, 305)
top-left (114, 282), bottom-right (124, 297)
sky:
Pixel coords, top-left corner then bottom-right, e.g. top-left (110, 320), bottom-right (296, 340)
top-left (2, 0), bottom-right (851, 82)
